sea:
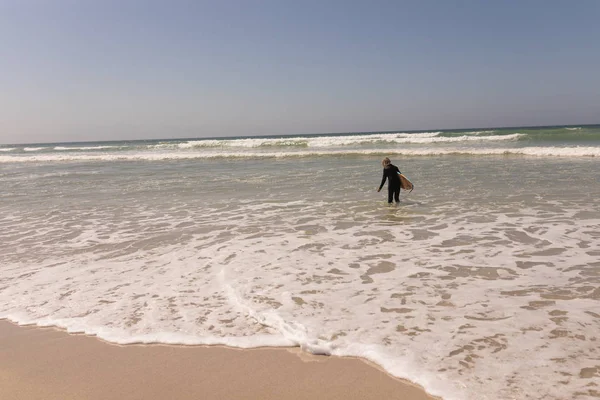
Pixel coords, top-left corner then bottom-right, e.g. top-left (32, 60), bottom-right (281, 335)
top-left (1, 125), bottom-right (599, 400)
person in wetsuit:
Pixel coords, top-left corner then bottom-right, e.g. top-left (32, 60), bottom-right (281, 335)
top-left (377, 157), bottom-right (401, 204)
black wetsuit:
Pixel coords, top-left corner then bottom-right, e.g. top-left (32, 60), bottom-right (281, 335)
top-left (379, 164), bottom-right (401, 203)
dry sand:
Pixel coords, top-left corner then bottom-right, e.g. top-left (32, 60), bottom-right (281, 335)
top-left (0, 320), bottom-right (438, 400)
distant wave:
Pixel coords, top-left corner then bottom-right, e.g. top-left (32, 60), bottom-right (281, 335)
top-left (2, 146), bottom-right (598, 163)
top-left (0, 148), bottom-right (16, 152)
top-left (466, 130), bottom-right (497, 135)
top-left (54, 146), bottom-right (121, 151)
top-left (565, 127), bottom-right (582, 130)
top-left (382, 133), bottom-right (523, 144)
top-left (23, 147), bottom-right (44, 152)
top-left (158, 132), bottom-right (445, 149)
top-left (147, 132), bottom-right (522, 149)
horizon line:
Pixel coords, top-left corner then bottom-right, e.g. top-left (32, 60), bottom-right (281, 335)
top-left (3, 122), bottom-right (599, 147)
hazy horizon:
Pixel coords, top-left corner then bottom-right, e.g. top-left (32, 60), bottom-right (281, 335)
top-left (2, 1), bottom-right (599, 145)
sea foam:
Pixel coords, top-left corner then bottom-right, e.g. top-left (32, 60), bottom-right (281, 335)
top-left (1, 145), bottom-right (599, 163)
top-left (1, 183), bottom-right (598, 400)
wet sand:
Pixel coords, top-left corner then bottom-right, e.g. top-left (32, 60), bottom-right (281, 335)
top-left (0, 320), bottom-right (438, 400)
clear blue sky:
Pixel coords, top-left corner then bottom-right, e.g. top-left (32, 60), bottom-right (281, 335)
top-left (1, 0), bottom-right (599, 144)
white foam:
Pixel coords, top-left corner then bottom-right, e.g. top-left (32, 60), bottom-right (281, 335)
top-left (0, 148), bottom-right (16, 152)
top-left (162, 132), bottom-right (524, 149)
top-left (2, 185), bottom-right (599, 400)
top-left (1, 145), bottom-right (599, 163)
top-left (307, 132), bottom-right (520, 146)
top-left (2, 147), bottom-right (600, 400)
top-left (467, 130), bottom-right (497, 135)
top-left (54, 146), bottom-right (120, 151)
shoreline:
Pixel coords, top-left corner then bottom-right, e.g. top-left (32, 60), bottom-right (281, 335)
top-left (0, 319), bottom-right (439, 400)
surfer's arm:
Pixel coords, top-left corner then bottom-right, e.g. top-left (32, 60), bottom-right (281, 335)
top-left (377, 170), bottom-right (386, 191)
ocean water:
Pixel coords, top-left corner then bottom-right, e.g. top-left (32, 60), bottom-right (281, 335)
top-left (1, 126), bottom-right (599, 400)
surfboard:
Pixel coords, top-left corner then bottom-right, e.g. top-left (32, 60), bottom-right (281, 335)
top-left (399, 173), bottom-right (414, 192)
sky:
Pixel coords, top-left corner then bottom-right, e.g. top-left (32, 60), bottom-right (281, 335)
top-left (1, 0), bottom-right (599, 144)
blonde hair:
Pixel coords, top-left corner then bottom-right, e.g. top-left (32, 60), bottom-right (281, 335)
top-left (382, 157), bottom-right (391, 167)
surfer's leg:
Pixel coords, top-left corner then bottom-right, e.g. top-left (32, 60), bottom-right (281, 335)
top-left (387, 187), bottom-right (393, 204)
top-left (394, 187), bottom-right (400, 203)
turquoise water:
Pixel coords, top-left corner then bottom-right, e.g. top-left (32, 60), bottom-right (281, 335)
top-left (1, 125), bottom-right (599, 400)
top-left (1, 124), bottom-right (600, 160)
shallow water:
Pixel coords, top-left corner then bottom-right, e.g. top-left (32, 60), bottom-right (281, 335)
top-left (1, 128), bottom-right (600, 400)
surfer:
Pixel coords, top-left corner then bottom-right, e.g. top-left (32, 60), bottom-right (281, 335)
top-left (377, 157), bottom-right (401, 204)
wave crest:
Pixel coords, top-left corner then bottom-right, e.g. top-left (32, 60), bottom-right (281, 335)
top-left (145, 131), bottom-right (524, 149)
top-left (2, 146), bottom-right (598, 163)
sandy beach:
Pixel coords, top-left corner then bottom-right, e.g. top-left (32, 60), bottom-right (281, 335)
top-left (0, 320), bottom-right (437, 400)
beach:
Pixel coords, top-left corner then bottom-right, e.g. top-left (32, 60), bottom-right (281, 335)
top-left (0, 320), bottom-right (436, 400)
top-left (1, 126), bottom-right (599, 399)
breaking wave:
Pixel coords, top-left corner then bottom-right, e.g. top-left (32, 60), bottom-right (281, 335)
top-left (1, 146), bottom-right (598, 163)
top-left (155, 132), bottom-right (522, 149)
